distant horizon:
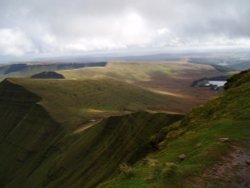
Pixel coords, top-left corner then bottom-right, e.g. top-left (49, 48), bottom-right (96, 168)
top-left (1, 46), bottom-right (250, 64)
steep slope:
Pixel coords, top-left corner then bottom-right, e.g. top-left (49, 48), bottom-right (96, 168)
top-left (0, 80), bottom-right (64, 187)
top-left (0, 77), bottom-right (183, 188)
top-left (19, 112), bottom-right (182, 188)
top-left (99, 69), bottom-right (250, 188)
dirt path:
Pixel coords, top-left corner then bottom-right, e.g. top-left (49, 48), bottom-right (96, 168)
top-left (73, 120), bottom-right (102, 134)
top-left (203, 138), bottom-right (250, 187)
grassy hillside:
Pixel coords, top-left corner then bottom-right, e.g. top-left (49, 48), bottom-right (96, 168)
top-left (98, 69), bottom-right (250, 188)
top-left (0, 62), bottom-right (106, 81)
top-left (60, 62), bottom-right (175, 81)
top-left (60, 61), bottom-right (225, 112)
top-left (0, 80), bottom-right (65, 187)
top-left (24, 112), bottom-right (182, 188)
top-left (7, 78), bottom-right (179, 129)
top-left (0, 66), bottom-right (249, 187)
top-left (0, 82), bottom-right (183, 188)
top-left (60, 61), bottom-right (221, 86)
top-left (1, 60), bottom-right (225, 114)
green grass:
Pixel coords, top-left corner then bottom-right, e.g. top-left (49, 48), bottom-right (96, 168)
top-left (0, 68), bottom-right (249, 188)
top-left (59, 61), bottom-right (225, 114)
top-left (0, 63), bottom-right (106, 81)
top-left (99, 119), bottom-right (250, 188)
top-left (0, 64), bottom-right (63, 80)
top-left (99, 70), bottom-right (250, 187)
top-left (0, 73), bottom-right (184, 188)
top-left (59, 62), bottom-right (176, 82)
top-left (59, 61), bottom-right (221, 85)
top-left (8, 78), bottom-right (178, 129)
top-left (0, 98), bottom-right (183, 188)
top-left (4, 61), bottom-right (224, 115)
top-left (0, 82), bottom-right (64, 187)
top-left (210, 64), bottom-right (235, 73)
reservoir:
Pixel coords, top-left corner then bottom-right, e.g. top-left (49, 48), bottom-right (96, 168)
top-left (207, 81), bottom-right (226, 87)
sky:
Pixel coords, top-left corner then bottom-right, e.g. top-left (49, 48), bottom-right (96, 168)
top-left (0, 0), bottom-right (250, 59)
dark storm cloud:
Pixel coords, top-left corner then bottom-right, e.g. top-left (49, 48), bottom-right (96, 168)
top-left (0, 0), bottom-right (250, 56)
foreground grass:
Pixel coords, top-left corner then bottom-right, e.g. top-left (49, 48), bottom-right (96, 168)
top-left (99, 70), bottom-right (250, 187)
top-left (99, 120), bottom-right (249, 188)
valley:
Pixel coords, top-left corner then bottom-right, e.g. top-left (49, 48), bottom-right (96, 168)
top-left (60, 60), bottom-right (225, 112)
top-left (0, 59), bottom-right (249, 188)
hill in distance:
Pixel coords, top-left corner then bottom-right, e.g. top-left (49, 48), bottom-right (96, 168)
top-left (0, 60), bottom-right (228, 113)
top-left (5, 77), bottom-right (181, 129)
top-left (0, 62), bottom-right (107, 81)
top-left (31, 71), bottom-right (65, 79)
top-left (6, 59), bottom-right (226, 128)
top-left (60, 60), bottom-right (228, 112)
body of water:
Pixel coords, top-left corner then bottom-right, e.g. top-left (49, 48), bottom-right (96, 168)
top-left (207, 81), bottom-right (226, 87)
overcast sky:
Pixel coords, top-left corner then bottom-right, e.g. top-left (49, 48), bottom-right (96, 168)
top-left (0, 0), bottom-right (250, 58)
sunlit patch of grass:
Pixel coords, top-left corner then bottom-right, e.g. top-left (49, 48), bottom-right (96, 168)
top-left (9, 78), bottom-right (174, 129)
top-left (59, 61), bottom-right (180, 82)
top-left (147, 88), bottom-right (191, 98)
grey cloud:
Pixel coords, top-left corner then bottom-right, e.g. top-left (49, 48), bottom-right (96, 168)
top-left (0, 0), bottom-right (250, 56)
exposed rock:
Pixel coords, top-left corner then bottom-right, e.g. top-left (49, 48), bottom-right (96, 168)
top-left (143, 158), bottom-right (159, 167)
top-left (246, 160), bottom-right (250, 165)
top-left (219, 137), bottom-right (230, 142)
top-left (119, 163), bottom-right (134, 178)
top-left (178, 154), bottom-right (186, 161)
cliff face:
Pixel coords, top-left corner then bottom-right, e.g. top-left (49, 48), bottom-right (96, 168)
top-left (0, 80), bottom-right (64, 187)
top-left (0, 79), bottom-right (183, 188)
